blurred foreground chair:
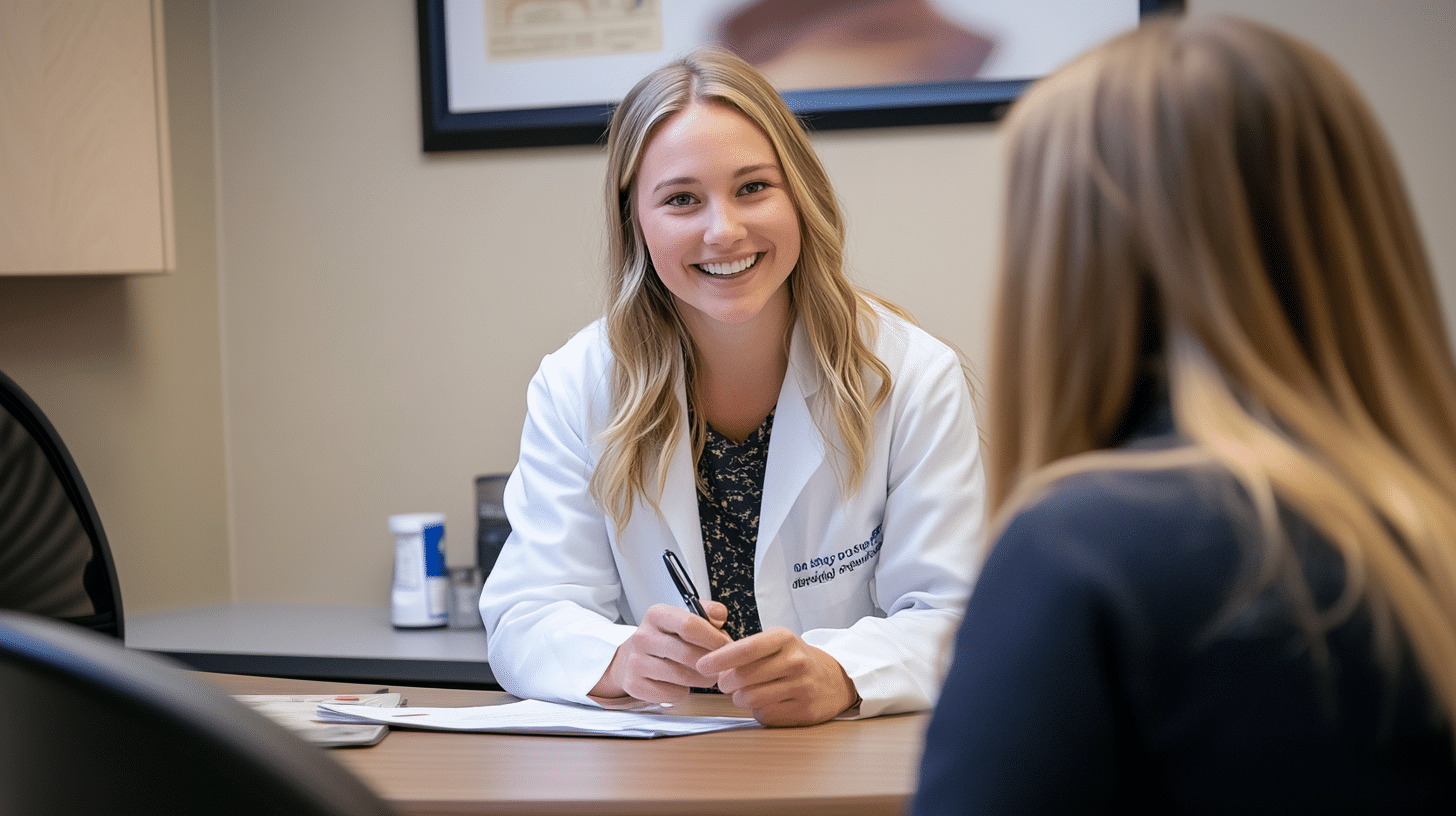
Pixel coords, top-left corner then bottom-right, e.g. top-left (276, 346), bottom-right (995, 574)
top-left (0, 369), bottom-right (123, 638)
top-left (0, 609), bottom-right (397, 816)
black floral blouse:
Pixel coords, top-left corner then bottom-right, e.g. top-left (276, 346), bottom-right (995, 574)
top-left (694, 409), bottom-right (772, 641)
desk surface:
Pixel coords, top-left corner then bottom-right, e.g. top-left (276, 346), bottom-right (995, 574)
top-left (129, 603), bottom-right (496, 688)
top-left (205, 672), bottom-right (929, 816)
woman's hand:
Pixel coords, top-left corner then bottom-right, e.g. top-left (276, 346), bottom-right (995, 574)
top-left (696, 627), bottom-right (859, 726)
top-left (589, 601), bottom-right (731, 704)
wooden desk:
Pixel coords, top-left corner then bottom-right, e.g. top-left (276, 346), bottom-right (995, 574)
top-left (128, 603), bottom-right (497, 689)
top-left (203, 673), bottom-right (929, 816)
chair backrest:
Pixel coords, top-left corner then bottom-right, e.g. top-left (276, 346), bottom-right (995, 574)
top-left (0, 369), bottom-right (123, 638)
top-left (0, 610), bottom-right (398, 816)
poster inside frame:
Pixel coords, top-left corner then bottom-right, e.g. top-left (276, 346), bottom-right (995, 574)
top-left (417, 0), bottom-right (1185, 152)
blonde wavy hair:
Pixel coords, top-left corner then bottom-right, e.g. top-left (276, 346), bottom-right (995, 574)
top-left (991, 15), bottom-right (1456, 727)
top-left (591, 45), bottom-right (898, 529)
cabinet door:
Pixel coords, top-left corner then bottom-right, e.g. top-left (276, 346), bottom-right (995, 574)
top-left (0, 0), bottom-right (173, 274)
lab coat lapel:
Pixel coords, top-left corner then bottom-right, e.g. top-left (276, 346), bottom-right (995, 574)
top-left (657, 381), bottom-right (708, 580)
top-left (756, 323), bottom-right (825, 576)
top-left (653, 323), bottom-right (824, 602)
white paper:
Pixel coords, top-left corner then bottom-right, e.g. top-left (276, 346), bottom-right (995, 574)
top-left (316, 698), bottom-right (761, 739)
top-left (235, 693), bottom-right (402, 747)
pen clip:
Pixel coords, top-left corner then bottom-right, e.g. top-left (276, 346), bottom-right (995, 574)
top-left (662, 549), bottom-right (708, 619)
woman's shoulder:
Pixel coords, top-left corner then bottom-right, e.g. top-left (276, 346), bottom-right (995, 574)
top-left (998, 464), bottom-right (1244, 589)
top-left (972, 464), bottom-right (1252, 655)
top-left (1010, 463), bottom-right (1230, 534)
top-left (529, 319), bottom-right (616, 403)
top-left (537, 318), bottom-right (612, 372)
top-left (862, 299), bottom-right (962, 370)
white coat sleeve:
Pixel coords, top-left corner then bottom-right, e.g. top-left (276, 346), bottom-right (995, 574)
top-left (478, 345), bottom-right (635, 707)
top-left (803, 343), bottom-right (986, 717)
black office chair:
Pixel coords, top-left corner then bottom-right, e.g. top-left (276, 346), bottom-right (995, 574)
top-left (0, 369), bottom-right (123, 638)
top-left (0, 609), bottom-right (398, 816)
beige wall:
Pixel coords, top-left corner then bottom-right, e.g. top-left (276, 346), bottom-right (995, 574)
top-left (2, 1), bottom-right (1452, 615)
top-left (0, 0), bottom-right (229, 615)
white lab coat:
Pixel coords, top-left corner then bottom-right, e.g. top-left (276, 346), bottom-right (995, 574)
top-left (480, 311), bottom-right (985, 718)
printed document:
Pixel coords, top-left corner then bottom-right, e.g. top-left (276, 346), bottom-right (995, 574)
top-left (317, 698), bottom-right (760, 739)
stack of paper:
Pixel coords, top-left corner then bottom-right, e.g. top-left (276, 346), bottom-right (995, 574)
top-left (235, 692), bottom-right (402, 747)
top-left (317, 698), bottom-right (761, 739)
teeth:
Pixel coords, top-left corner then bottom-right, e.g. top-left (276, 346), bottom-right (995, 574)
top-left (698, 255), bottom-right (758, 276)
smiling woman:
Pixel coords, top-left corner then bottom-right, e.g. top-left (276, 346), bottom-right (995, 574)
top-left (633, 101), bottom-right (802, 441)
top-left (478, 46), bottom-right (987, 728)
top-left (633, 102), bottom-right (800, 342)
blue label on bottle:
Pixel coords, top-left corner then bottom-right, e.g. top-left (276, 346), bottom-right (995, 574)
top-left (422, 522), bottom-right (447, 577)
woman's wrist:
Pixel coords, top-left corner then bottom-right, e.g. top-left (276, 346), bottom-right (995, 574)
top-left (588, 647), bottom-right (629, 701)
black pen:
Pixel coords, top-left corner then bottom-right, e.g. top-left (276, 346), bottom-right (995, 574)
top-left (662, 549), bottom-right (710, 620)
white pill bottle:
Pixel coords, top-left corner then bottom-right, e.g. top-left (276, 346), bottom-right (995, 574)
top-left (388, 512), bottom-right (449, 628)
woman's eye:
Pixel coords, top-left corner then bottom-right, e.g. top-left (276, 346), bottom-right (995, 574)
top-left (739, 181), bottom-right (769, 195)
top-left (664, 193), bottom-right (697, 207)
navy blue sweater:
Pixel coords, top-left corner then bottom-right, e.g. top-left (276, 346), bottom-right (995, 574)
top-left (914, 451), bottom-right (1456, 814)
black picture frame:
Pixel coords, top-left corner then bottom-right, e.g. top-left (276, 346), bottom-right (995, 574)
top-left (417, 0), bottom-right (1186, 152)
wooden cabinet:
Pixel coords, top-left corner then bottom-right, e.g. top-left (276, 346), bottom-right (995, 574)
top-left (0, 0), bottom-right (173, 275)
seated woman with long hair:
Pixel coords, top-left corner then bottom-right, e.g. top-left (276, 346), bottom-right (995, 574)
top-left (914, 13), bottom-right (1456, 813)
top-left (481, 46), bottom-right (984, 728)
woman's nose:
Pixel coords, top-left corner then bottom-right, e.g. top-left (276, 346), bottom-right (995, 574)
top-left (703, 200), bottom-right (748, 246)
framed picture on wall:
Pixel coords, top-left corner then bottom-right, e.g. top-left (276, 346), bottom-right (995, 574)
top-left (416, 0), bottom-right (1186, 152)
